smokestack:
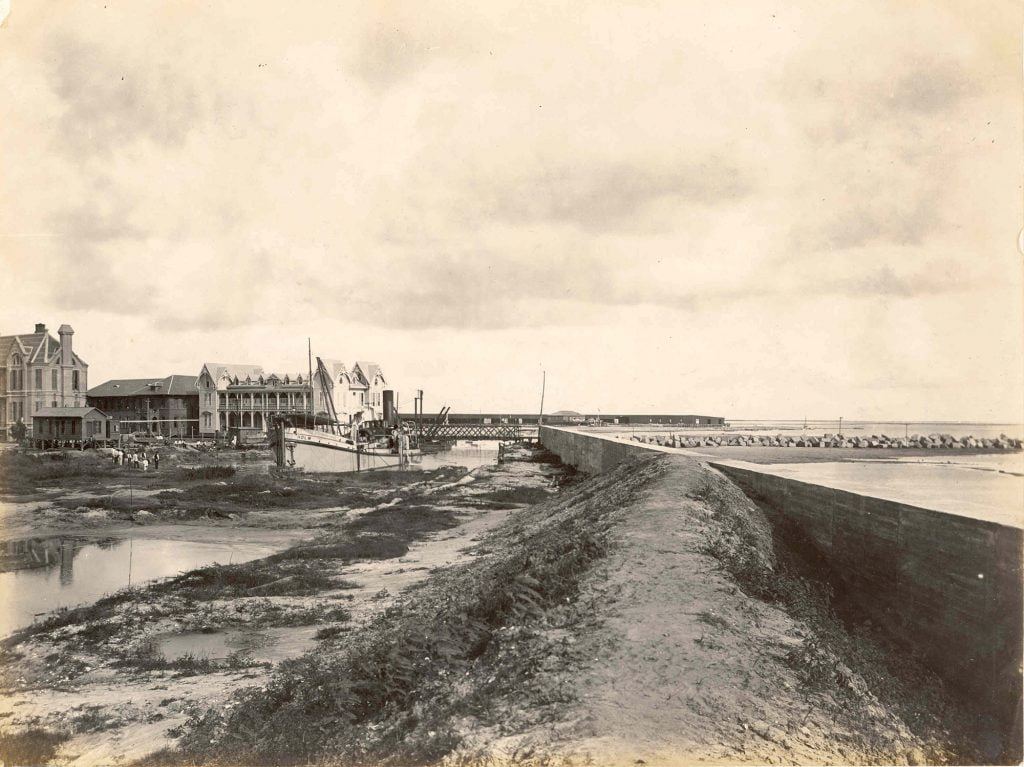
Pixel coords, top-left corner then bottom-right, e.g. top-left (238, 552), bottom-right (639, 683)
top-left (383, 390), bottom-right (396, 425)
top-left (35, 323), bottom-right (46, 333)
top-left (58, 324), bottom-right (73, 366)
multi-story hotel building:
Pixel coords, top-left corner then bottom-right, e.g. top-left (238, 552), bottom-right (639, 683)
top-left (196, 360), bottom-right (386, 438)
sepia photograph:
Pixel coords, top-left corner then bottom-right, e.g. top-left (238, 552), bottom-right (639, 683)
top-left (0, 1), bottom-right (1021, 764)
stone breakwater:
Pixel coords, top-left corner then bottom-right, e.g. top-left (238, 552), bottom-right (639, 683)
top-left (633, 432), bottom-right (1023, 450)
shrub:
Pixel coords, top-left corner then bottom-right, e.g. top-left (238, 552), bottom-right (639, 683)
top-left (179, 465), bottom-right (237, 480)
top-left (0, 729), bottom-right (70, 765)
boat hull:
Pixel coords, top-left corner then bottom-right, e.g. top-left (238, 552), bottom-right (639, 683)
top-left (280, 427), bottom-right (420, 473)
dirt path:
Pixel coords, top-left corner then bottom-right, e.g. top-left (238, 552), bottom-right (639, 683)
top-left (486, 456), bottom-right (931, 765)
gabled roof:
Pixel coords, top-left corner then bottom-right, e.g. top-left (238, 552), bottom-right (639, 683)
top-left (313, 358), bottom-right (350, 382)
top-left (0, 332), bottom-right (58, 365)
top-left (318, 358), bottom-right (349, 381)
top-left (88, 375), bottom-right (198, 398)
top-left (353, 361), bottom-right (384, 384)
top-left (200, 363), bottom-right (264, 385)
top-left (225, 372), bottom-right (307, 387)
top-left (33, 407), bottom-right (107, 418)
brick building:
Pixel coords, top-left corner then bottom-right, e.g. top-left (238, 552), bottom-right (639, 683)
top-left (87, 375), bottom-right (200, 438)
top-left (0, 323), bottom-right (88, 441)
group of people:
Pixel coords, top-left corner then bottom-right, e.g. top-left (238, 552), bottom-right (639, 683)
top-left (111, 447), bottom-right (160, 471)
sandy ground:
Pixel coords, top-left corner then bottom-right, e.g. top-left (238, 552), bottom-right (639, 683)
top-left (0, 451), bottom-right (564, 766)
top-left (0, 508), bottom-right (509, 766)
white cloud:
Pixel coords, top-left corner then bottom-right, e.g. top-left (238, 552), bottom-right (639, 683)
top-left (0, 0), bottom-right (1020, 420)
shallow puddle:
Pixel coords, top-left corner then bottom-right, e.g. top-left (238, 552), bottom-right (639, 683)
top-left (155, 626), bottom-right (320, 664)
top-left (0, 537), bottom-right (278, 633)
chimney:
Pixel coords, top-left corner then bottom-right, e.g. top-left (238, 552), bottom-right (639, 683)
top-left (35, 323), bottom-right (46, 333)
top-left (58, 324), bottom-right (74, 366)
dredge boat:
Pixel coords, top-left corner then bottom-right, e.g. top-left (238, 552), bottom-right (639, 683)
top-left (275, 357), bottom-right (420, 473)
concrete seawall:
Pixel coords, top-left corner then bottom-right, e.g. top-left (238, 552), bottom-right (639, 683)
top-left (539, 425), bottom-right (671, 474)
top-left (714, 462), bottom-right (1023, 727)
top-left (539, 425), bottom-right (1023, 745)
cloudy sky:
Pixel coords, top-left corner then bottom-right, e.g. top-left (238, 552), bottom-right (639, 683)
top-left (1, 0), bottom-right (1021, 421)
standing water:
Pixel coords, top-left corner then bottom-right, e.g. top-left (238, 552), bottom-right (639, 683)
top-left (0, 537), bottom-right (277, 634)
top-left (412, 440), bottom-right (501, 471)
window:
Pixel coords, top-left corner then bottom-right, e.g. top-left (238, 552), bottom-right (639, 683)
top-left (52, 370), bottom-right (57, 390)
top-left (35, 369), bottom-right (42, 389)
top-left (72, 371), bottom-right (80, 391)
top-left (8, 371), bottom-right (14, 390)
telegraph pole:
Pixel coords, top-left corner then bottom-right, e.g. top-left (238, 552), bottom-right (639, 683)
top-left (307, 338), bottom-right (313, 416)
top-left (538, 370), bottom-right (546, 427)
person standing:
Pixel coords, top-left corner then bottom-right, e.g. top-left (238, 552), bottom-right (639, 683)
top-left (153, 451), bottom-right (160, 471)
top-left (141, 454), bottom-right (149, 472)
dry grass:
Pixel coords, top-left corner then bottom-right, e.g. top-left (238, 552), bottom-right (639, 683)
top-left (0, 450), bottom-right (119, 494)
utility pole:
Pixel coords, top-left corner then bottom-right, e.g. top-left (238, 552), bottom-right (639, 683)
top-left (538, 370), bottom-right (546, 427)
top-left (307, 338), bottom-right (313, 417)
